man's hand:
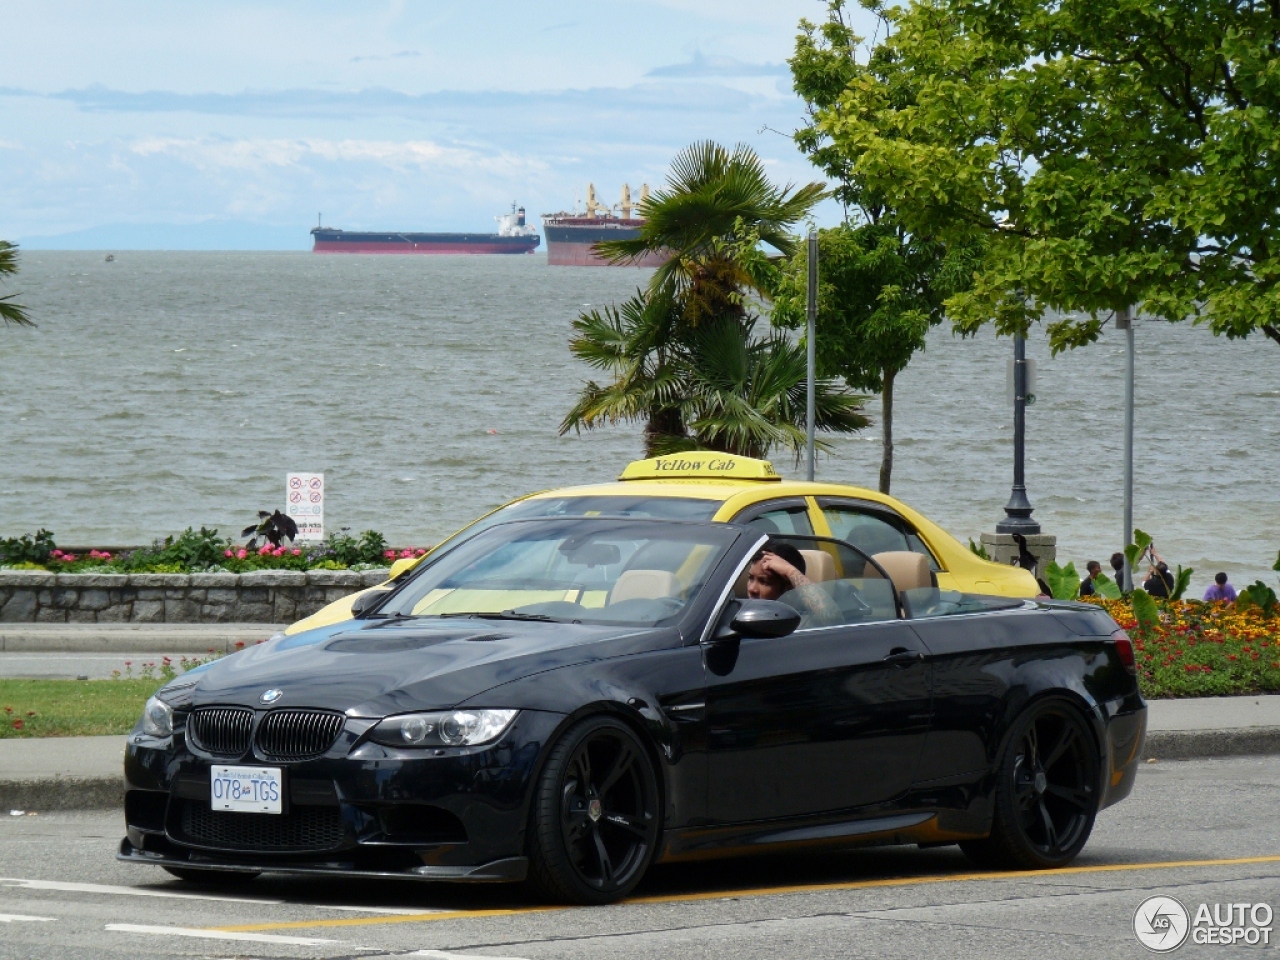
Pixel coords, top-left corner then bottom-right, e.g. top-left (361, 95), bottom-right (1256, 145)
top-left (757, 552), bottom-right (810, 590)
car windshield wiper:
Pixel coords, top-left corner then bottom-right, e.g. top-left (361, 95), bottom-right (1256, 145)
top-left (434, 611), bottom-right (560, 622)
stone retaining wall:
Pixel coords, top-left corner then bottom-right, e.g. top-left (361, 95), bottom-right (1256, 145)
top-left (0, 569), bottom-right (391, 623)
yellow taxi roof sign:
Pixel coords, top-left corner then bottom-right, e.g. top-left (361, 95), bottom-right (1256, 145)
top-left (619, 452), bottom-right (781, 482)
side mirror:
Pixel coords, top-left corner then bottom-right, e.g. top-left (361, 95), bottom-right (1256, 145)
top-left (388, 556), bottom-right (424, 580)
top-left (349, 589), bottom-right (388, 618)
top-left (715, 599), bottom-right (801, 640)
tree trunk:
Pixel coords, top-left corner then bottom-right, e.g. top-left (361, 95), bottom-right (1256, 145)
top-left (644, 407), bottom-right (686, 457)
top-left (879, 366), bottom-right (895, 494)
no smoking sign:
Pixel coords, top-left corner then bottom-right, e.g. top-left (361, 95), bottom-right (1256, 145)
top-left (285, 472), bottom-right (324, 541)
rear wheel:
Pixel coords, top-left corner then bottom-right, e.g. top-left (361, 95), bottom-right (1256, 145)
top-left (961, 699), bottom-right (1100, 870)
top-left (162, 866), bottom-right (261, 884)
top-left (526, 716), bottom-right (660, 904)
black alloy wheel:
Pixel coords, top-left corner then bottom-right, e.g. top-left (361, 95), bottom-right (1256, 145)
top-left (527, 716), bottom-right (660, 904)
top-left (961, 699), bottom-right (1100, 870)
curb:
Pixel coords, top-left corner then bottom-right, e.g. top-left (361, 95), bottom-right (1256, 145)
top-left (1, 777), bottom-right (121, 812)
top-left (4, 729), bottom-right (1279, 812)
top-left (0, 625), bottom-right (287, 653)
top-left (1143, 727), bottom-right (1280, 761)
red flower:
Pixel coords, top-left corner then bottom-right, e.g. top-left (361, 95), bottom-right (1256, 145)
top-left (234, 641), bottom-right (245, 649)
top-left (12, 720), bottom-right (23, 730)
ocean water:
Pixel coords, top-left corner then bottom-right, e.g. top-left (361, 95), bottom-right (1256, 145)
top-left (2, 251), bottom-right (1277, 593)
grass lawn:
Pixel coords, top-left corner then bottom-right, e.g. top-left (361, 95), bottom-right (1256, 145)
top-left (0, 678), bottom-right (164, 738)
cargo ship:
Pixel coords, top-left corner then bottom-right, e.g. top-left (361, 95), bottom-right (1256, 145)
top-left (541, 184), bottom-right (666, 267)
top-left (310, 204), bottom-right (539, 254)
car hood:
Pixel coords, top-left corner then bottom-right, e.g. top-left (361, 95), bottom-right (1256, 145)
top-left (182, 617), bottom-right (671, 716)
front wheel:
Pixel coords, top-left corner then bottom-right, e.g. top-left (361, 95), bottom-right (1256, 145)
top-left (961, 699), bottom-right (1100, 870)
top-left (526, 716), bottom-right (660, 904)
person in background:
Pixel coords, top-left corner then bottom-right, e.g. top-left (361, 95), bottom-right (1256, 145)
top-left (1143, 547), bottom-right (1175, 598)
top-left (1079, 560), bottom-right (1102, 597)
top-left (1203, 572), bottom-right (1237, 603)
top-left (1110, 552), bottom-right (1126, 589)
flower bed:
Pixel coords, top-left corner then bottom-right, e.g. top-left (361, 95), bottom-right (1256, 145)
top-left (1082, 596), bottom-right (1280, 698)
top-left (1, 527), bottom-right (428, 575)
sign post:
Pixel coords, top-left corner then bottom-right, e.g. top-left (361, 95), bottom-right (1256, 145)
top-left (286, 473), bottom-right (324, 542)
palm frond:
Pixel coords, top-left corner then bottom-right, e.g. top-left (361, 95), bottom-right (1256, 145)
top-left (0, 241), bottom-right (33, 327)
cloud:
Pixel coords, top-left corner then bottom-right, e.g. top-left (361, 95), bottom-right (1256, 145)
top-left (349, 50), bottom-right (420, 63)
top-left (647, 52), bottom-right (788, 78)
top-left (128, 136), bottom-right (546, 178)
top-left (1, 82), bottom-right (762, 123)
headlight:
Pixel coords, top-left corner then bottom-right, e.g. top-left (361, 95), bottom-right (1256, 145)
top-left (369, 709), bottom-right (518, 748)
top-left (141, 696), bottom-right (173, 738)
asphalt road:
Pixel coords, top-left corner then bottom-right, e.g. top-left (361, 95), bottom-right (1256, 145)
top-left (1, 756), bottom-right (1278, 960)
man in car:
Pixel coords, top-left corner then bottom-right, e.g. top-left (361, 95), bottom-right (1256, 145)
top-left (745, 542), bottom-right (841, 626)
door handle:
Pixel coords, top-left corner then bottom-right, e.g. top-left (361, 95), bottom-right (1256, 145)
top-left (883, 647), bottom-right (924, 664)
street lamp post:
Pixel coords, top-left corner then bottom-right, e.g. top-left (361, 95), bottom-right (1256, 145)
top-left (1118, 305), bottom-right (1136, 591)
top-left (806, 227), bottom-right (817, 482)
top-left (995, 330), bottom-right (1040, 536)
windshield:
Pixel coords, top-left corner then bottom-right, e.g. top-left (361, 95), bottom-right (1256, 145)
top-left (379, 517), bottom-right (738, 626)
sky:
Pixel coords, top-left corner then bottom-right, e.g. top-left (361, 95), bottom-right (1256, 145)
top-left (1, 0), bottom-right (872, 249)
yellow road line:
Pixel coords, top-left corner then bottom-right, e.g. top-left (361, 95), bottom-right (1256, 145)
top-left (214, 854), bottom-right (1280, 933)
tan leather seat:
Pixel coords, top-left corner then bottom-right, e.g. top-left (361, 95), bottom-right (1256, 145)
top-left (868, 551), bottom-right (931, 592)
top-left (609, 569), bottom-right (680, 605)
top-left (798, 549), bottom-right (836, 584)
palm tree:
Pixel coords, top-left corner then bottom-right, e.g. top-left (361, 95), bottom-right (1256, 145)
top-left (560, 290), bottom-right (691, 456)
top-left (597, 141), bottom-right (827, 303)
top-left (561, 140), bottom-right (866, 461)
top-left (0, 241), bottom-right (33, 327)
top-left (682, 317), bottom-right (869, 459)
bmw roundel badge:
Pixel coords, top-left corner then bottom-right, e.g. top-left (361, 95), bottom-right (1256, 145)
top-left (260, 688), bottom-right (283, 704)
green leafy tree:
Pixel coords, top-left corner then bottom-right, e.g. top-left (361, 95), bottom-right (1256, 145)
top-left (818, 0), bottom-right (1280, 353)
top-left (772, 2), bottom-right (980, 493)
top-left (773, 224), bottom-right (977, 491)
top-left (0, 241), bottom-right (33, 327)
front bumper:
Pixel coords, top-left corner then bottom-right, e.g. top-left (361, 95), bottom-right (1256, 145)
top-left (120, 709), bottom-right (564, 882)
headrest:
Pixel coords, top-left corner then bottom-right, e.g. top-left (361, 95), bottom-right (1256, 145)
top-left (609, 569), bottom-right (680, 604)
top-left (798, 549), bottom-right (836, 584)
top-left (868, 551), bottom-right (931, 592)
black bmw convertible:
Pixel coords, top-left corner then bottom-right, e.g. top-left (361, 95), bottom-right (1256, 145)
top-left (120, 516), bottom-right (1146, 904)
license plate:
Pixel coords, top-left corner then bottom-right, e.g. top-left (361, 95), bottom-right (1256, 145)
top-left (210, 765), bottom-right (283, 814)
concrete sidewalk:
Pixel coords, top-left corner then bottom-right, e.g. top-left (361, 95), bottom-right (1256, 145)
top-left (0, 623), bottom-right (286, 653)
top-left (2, 696), bottom-right (1279, 812)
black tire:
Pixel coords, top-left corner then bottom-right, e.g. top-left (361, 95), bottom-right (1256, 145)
top-left (162, 866), bottom-right (261, 884)
top-left (961, 699), bottom-right (1100, 870)
top-left (526, 715), bottom-right (660, 905)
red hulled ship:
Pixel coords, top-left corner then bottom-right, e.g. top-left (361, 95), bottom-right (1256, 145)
top-left (541, 184), bottom-right (666, 267)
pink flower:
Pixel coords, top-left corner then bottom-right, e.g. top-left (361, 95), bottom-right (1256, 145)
top-left (236, 548), bottom-right (247, 559)
top-left (61, 554), bottom-right (76, 563)
top-left (400, 549), bottom-right (414, 558)
top-left (292, 548), bottom-right (301, 556)
top-left (224, 549), bottom-right (233, 557)
top-left (258, 544), bottom-right (272, 556)
top-left (101, 551), bottom-right (112, 560)
top-left (51, 549), bottom-right (62, 558)
top-left (384, 550), bottom-right (397, 559)
top-left (272, 547), bottom-right (285, 557)
top-left (414, 548), bottom-right (427, 557)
